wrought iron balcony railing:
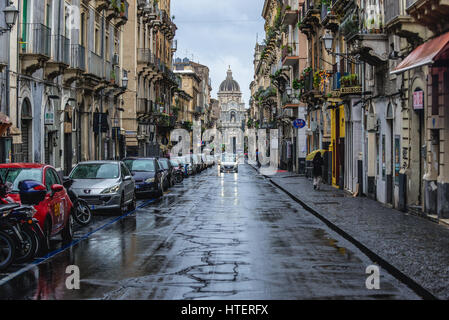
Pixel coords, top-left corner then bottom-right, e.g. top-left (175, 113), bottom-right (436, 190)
top-left (88, 51), bottom-right (104, 78)
top-left (20, 23), bottom-right (51, 57)
top-left (282, 42), bottom-right (299, 61)
top-left (137, 48), bottom-right (154, 64)
top-left (137, 98), bottom-right (148, 114)
top-left (70, 44), bottom-right (86, 71)
top-left (51, 34), bottom-right (70, 65)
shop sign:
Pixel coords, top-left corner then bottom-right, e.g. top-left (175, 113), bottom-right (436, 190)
top-left (45, 106), bottom-right (54, 125)
top-left (413, 90), bottom-right (423, 110)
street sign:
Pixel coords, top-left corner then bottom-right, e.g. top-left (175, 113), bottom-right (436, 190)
top-left (293, 119), bottom-right (306, 129)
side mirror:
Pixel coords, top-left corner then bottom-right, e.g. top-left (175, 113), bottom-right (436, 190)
top-left (51, 184), bottom-right (64, 193)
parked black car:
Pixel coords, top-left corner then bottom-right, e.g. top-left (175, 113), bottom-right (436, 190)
top-left (158, 158), bottom-right (175, 188)
top-left (123, 158), bottom-right (165, 198)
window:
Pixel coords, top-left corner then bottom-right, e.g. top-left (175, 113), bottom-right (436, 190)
top-left (95, 28), bottom-right (100, 55)
top-left (105, 34), bottom-right (110, 61)
top-left (0, 168), bottom-right (43, 192)
top-left (46, 0), bottom-right (52, 28)
top-left (70, 164), bottom-right (119, 179)
top-left (124, 159), bottom-right (155, 172)
top-left (45, 168), bottom-right (57, 191)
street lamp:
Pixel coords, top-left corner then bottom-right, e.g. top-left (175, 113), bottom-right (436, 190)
top-left (122, 70), bottom-right (128, 89)
top-left (1, 2), bottom-right (19, 33)
top-left (323, 32), bottom-right (333, 52)
top-left (322, 31), bottom-right (361, 64)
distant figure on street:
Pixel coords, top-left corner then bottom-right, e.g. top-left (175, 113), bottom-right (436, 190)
top-left (312, 152), bottom-right (323, 190)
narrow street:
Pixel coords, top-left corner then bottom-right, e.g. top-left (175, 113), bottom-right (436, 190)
top-left (0, 165), bottom-right (417, 300)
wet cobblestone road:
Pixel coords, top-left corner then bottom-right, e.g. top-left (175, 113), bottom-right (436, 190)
top-left (0, 165), bottom-right (418, 299)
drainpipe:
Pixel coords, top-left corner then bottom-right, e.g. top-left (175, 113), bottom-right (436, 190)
top-left (360, 0), bottom-right (366, 197)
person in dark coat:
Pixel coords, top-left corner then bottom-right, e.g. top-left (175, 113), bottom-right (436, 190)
top-left (312, 152), bottom-right (323, 190)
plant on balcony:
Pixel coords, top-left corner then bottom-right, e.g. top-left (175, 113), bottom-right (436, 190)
top-left (254, 120), bottom-right (260, 129)
top-left (341, 73), bottom-right (358, 87)
top-left (111, 0), bottom-right (119, 11)
top-left (292, 78), bottom-right (304, 90)
top-left (120, 1), bottom-right (126, 15)
top-left (285, 5), bottom-right (292, 10)
top-left (247, 118), bottom-right (253, 128)
top-left (313, 71), bottom-right (322, 89)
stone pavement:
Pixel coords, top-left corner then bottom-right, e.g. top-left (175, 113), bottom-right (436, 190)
top-left (250, 165), bottom-right (449, 300)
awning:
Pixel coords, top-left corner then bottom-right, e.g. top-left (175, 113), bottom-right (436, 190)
top-left (391, 31), bottom-right (449, 75)
top-left (0, 113), bottom-right (12, 137)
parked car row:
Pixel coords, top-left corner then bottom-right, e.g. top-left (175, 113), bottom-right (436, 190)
top-left (0, 154), bottom-right (217, 270)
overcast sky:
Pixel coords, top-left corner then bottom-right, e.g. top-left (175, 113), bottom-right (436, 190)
top-left (172, 0), bottom-right (265, 108)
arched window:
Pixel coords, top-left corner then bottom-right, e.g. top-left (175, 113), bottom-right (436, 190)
top-left (230, 111), bottom-right (236, 123)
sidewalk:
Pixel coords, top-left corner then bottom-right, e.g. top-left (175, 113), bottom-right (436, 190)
top-left (252, 166), bottom-right (449, 299)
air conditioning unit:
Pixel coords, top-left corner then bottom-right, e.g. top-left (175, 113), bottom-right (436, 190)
top-left (112, 54), bottom-right (119, 66)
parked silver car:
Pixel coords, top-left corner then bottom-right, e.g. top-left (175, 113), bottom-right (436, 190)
top-left (67, 161), bottom-right (136, 214)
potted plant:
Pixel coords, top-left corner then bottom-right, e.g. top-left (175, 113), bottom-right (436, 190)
top-left (120, 1), bottom-right (125, 16)
top-left (313, 71), bottom-right (322, 89)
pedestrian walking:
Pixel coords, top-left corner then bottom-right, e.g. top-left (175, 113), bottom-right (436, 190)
top-left (312, 152), bottom-right (323, 190)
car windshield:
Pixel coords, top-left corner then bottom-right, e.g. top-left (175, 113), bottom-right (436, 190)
top-left (70, 163), bottom-right (119, 179)
top-left (123, 159), bottom-right (155, 172)
top-left (0, 168), bottom-right (43, 192)
top-left (222, 154), bottom-right (236, 162)
top-left (160, 160), bottom-right (169, 169)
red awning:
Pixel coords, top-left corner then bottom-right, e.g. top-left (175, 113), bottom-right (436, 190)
top-left (391, 31), bottom-right (449, 75)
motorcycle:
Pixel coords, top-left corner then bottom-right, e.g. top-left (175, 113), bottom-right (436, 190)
top-left (63, 179), bottom-right (92, 226)
top-left (173, 165), bottom-right (184, 184)
top-left (0, 180), bottom-right (48, 269)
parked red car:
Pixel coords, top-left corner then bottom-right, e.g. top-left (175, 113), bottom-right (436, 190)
top-left (0, 163), bottom-right (74, 250)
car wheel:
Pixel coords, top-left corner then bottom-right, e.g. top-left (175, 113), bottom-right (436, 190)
top-left (61, 214), bottom-right (74, 243)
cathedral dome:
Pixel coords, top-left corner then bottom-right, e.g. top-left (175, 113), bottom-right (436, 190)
top-left (219, 67), bottom-right (240, 92)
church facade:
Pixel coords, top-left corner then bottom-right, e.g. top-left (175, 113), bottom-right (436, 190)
top-left (217, 68), bottom-right (246, 154)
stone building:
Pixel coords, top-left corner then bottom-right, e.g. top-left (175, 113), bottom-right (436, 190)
top-left (217, 67), bottom-right (246, 154)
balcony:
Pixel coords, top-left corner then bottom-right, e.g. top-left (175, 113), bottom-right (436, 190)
top-left (281, 90), bottom-right (301, 109)
top-left (115, 0), bottom-right (129, 27)
top-left (20, 23), bottom-right (51, 74)
top-left (300, 70), bottom-right (321, 101)
top-left (299, 0), bottom-right (321, 33)
top-left (320, 3), bottom-right (339, 32)
top-left (137, 98), bottom-right (148, 114)
top-left (339, 73), bottom-right (362, 96)
top-left (407, 0), bottom-right (449, 32)
top-left (281, 42), bottom-right (300, 66)
top-left (96, 0), bottom-right (111, 12)
top-left (330, 0), bottom-right (352, 15)
top-left (64, 44), bottom-right (85, 85)
top-left (137, 48), bottom-right (157, 76)
top-left (45, 35), bottom-right (70, 79)
top-left (87, 51), bottom-right (104, 79)
top-left (106, 0), bottom-right (121, 20)
top-left (348, 33), bottom-right (389, 65)
top-left (282, 0), bottom-right (299, 25)
top-left (0, 33), bottom-right (8, 72)
top-left (384, 0), bottom-right (426, 43)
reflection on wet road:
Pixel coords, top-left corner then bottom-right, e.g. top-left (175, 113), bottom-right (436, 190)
top-left (0, 165), bottom-right (418, 299)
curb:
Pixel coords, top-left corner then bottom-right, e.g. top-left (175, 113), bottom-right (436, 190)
top-left (249, 164), bottom-right (438, 300)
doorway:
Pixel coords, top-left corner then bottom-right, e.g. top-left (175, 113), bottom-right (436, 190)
top-left (21, 99), bottom-right (32, 162)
